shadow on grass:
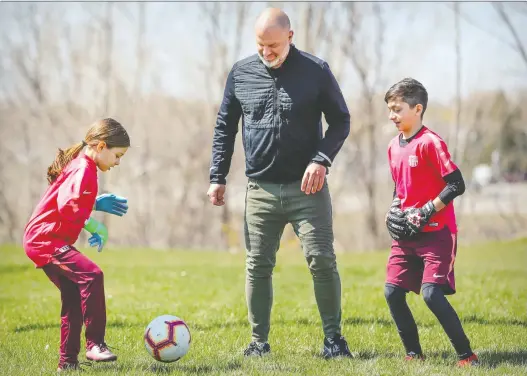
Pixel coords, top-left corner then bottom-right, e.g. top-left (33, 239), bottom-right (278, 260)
top-left (425, 349), bottom-right (527, 368)
top-left (144, 360), bottom-right (242, 374)
top-left (479, 350), bottom-right (527, 368)
top-left (77, 360), bottom-right (241, 374)
top-left (462, 314), bottom-right (527, 327)
top-left (14, 320), bottom-right (135, 333)
top-left (308, 349), bottom-right (399, 360)
top-left (13, 315), bottom-right (527, 333)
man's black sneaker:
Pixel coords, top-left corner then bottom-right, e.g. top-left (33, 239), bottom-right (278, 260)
top-left (322, 334), bottom-right (352, 359)
top-left (243, 341), bottom-right (271, 357)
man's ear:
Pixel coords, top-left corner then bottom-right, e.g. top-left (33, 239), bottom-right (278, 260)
top-left (289, 30), bottom-right (294, 43)
top-left (96, 141), bottom-right (107, 152)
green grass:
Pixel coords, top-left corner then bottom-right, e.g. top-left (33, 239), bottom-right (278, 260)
top-left (1, 238), bottom-right (526, 375)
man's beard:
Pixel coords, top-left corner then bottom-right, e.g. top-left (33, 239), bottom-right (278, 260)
top-left (259, 43), bottom-right (290, 68)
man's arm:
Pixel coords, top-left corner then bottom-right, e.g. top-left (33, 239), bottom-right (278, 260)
top-left (209, 67), bottom-right (242, 185)
top-left (312, 62), bottom-right (351, 167)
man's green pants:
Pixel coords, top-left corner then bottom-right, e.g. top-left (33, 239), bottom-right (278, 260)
top-left (244, 178), bottom-right (342, 343)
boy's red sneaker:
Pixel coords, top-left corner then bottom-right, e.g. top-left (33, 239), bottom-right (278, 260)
top-left (458, 353), bottom-right (479, 367)
top-left (404, 351), bottom-right (425, 361)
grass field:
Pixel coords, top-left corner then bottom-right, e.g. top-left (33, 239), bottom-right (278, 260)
top-left (1, 238), bottom-right (526, 375)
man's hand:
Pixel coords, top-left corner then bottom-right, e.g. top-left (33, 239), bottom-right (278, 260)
top-left (301, 163), bottom-right (326, 195)
top-left (207, 184), bottom-right (226, 206)
top-left (94, 193), bottom-right (128, 216)
top-left (84, 217), bottom-right (108, 252)
top-left (404, 200), bottom-right (436, 235)
top-left (386, 198), bottom-right (411, 240)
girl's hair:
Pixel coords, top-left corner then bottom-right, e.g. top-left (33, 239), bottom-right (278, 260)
top-left (47, 118), bottom-right (130, 184)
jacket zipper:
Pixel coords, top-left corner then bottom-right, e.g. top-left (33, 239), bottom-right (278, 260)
top-left (272, 72), bottom-right (280, 143)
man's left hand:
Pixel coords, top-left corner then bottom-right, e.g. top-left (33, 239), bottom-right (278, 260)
top-left (301, 163), bottom-right (326, 195)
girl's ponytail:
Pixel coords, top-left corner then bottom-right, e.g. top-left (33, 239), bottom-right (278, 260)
top-left (46, 141), bottom-right (85, 184)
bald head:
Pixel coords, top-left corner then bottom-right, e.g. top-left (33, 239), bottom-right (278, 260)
top-left (255, 8), bottom-right (291, 33)
top-left (254, 8), bottom-right (293, 69)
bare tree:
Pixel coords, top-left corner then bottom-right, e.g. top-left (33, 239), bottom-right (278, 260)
top-left (493, 3), bottom-right (527, 70)
top-left (0, 146), bottom-right (18, 241)
top-left (338, 2), bottom-right (386, 249)
top-left (130, 2), bottom-right (151, 245)
top-left (199, 2), bottom-right (250, 250)
top-left (451, 1), bottom-right (462, 162)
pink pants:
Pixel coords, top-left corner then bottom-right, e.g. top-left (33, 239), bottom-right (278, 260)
top-left (42, 246), bottom-right (106, 365)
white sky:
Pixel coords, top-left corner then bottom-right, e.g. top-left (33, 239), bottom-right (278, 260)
top-left (0, 1), bottom-right (526, 104)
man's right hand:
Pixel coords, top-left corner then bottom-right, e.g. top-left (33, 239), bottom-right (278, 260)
top-left (207, 184), bottom-right (226, 206)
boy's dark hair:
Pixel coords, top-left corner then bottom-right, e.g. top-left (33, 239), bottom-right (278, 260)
top-left (384, 78), bottom-right (428, 118)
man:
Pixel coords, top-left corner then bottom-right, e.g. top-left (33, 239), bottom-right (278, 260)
top-left (384, 78), bottom-right (479, 367)
top-left (207, 8), bottom-right (351, 358)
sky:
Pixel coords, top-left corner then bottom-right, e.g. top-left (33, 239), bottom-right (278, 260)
top-left (143, 1), bottom-right (527, 103)
top-left (0, 1), bottom-right (526, 105)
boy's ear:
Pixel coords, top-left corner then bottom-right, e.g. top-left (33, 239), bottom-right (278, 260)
top-left (415, 104), bottom-right (423, 116)
top-left (96, 141), bottom-right (107, 152)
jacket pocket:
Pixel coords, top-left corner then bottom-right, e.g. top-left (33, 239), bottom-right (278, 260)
top-left (244, 127), bottom-right (276, 167)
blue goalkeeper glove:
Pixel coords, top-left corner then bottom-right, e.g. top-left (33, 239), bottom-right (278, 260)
top-left (84, 217), bottom-right (108, 252)
top-left (94, 193), bottom-right (128, 216)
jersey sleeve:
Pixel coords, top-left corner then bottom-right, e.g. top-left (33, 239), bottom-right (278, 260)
top-left (424, 134), bottom-right (458, 178)
top-left (57, 166), bottom-right (97, 225)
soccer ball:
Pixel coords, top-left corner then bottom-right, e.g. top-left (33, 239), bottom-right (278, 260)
top-left (144, 315), bottom-right (191, 362)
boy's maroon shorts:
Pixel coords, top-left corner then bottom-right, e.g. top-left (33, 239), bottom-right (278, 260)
top-left (386, 226), bottom-right (457, 295)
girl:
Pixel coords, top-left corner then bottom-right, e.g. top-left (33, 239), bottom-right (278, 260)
top-left (23, 118), bottom-right (131, 371)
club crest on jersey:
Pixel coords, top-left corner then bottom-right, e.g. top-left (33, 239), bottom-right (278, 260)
top-left (408, 155), bottom-right (418, 167)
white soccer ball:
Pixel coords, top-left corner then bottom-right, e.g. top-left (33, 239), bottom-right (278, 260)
top-left (144, 314), bottom-right (191, 362)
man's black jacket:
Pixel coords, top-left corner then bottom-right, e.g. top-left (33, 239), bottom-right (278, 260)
top-left (210, 45), bottom-right (350, 185)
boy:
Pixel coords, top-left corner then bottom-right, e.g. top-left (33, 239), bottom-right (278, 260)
top-left (383, 78), bottom-right (479, 367)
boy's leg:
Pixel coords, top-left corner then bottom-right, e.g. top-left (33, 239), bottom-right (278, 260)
top-left (385, 240), bottom-right (424, 356)
top-left (43, 265), bottom-right (82, 367)
top-left (244, 179), bottom-right (287, 346)
top-left (421, 283), bottom-right (473, 359)
top-left (384, 283), bottom-right (423, 356)
top-left (46, 246), bottom-right (108, 351)
top-left (419, 228), bottom-right (474, 360)
top-left (287, 181), bottom-right (342, 341)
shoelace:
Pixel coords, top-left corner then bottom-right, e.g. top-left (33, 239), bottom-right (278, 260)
top-left (245, 342), bottom-right (265, 355)
top-left (327, 337), bottom-right (349, 354)
top-left (98, 342), bottom-right (119, 352)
